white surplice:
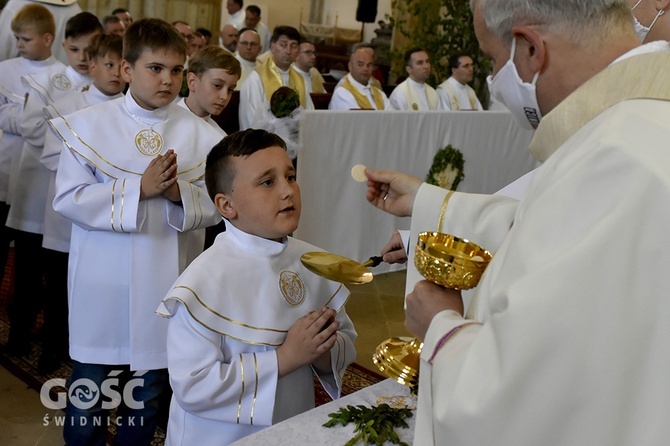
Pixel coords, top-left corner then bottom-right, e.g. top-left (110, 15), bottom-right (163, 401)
top-left (50, 93), bottom-right (222, 370)
top-left (408, 43), bottom-right (670, 446)
top-left (235, 55), bottom-right (260, 89)
top-left (41, 85), bottom-right (124, 252)
top-left (436, 76), bottom-right (483, 111)
top-left (157, 222), bottom-right (357, 445)
top-left (176, 97), bottom-right (226, 136)
top-left (328, 73), bottom-right (392, 110)
top-left (6, 66), bottom-right (90, 234)
top-left (0, 0), bottom-right (82, 65)
top-left (0, 55), bottom-right (63, 204)
top-left (238, 66), bottom-right (289, 130)
top-left (389, 77), bottom-right (445, 111)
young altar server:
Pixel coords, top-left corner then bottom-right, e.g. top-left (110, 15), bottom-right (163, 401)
top-left (49, 18), bottom-right (221, 445)
top-left (0, 3), bottom-right (60, 316)
top-left (157, 129), bottom-right (357, 445)
top-left (178, 45), bottom-right (241, 135)
top-left (36, 33), bottom-right (126, 374)
top-left (4, 11), bottom-right (100, 359)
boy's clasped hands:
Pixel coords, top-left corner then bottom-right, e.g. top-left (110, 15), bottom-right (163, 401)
top-left (140, 149), bottom-right (181, 202)
top-left (276, 307), bottom-right (339, 378)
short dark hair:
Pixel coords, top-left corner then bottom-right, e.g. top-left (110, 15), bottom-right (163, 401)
top-left (195, 27), bottom-right (212, 39)
top-left (123, 18), bottom-right (187, 65)
top-left (65, 12), bottom-right (103, 39)
top-left (111, 8), bottom-right (129, 15)
top-left (232, 0), bottom-right (244, 7)
top-left (101, 15), bottom-right (121, 26)
top-left (448, 53), bottom-right (470, 70)
top-left (404, 47), bottom-right (424, 67)
top-left (246, 5), bottom-right (261, 16)
top-left (205, 129), bottom-right (287, 199)
top-left (271, 25), bottom-right (300, 44)
top-left (87, 33), bottom-right (123, 60)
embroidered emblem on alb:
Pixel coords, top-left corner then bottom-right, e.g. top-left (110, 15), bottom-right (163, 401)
top-left (279, 270), bottom-right (305, 306)
top-left (51, 74), bottom-right (71, 91)
top-left (135, 129), bottom-right (164, 156)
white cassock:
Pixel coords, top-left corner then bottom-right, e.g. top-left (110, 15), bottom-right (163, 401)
top-left (0, 55), bottom-right (63, 204)
top-left (255, 21), bottom-right (271, 54)
top-left (239, 67), bottom-right (289, 130)
top-left (0, 0), bottom-right (82, 65)
top-left (291, 65), bottom-right (321, 110)
top-left (156, 222), bottom-right (357, 445)
top-left (234, 55), bottom-right (259, 89)
top-left (436, 76), bottom-right (483, 111)
top-left (49, 92), bottom-right (222, 370)
top-left (41, 85), bottom-right (124, 252)
top-left (328, 73), bottom-right (392, 110)
top-left (407, 43), bottom-right (670, 446)
top-left (226, 9), bottom-right (246, 29)
top-left (6, 66), bottom-right (90, 234)
top-left (389, 77), bottom-right (447, 111)
top-left (176, 97), bottom-right (227, 136)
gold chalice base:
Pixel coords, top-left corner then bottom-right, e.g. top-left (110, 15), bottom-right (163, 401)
top-left (415, 231), bottom-right (492, 290)
top-left (373, 337), bottom-right (423, 389)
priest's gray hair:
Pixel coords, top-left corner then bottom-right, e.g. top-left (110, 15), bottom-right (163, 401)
top-left (470, 0), bottom-right (632, 44)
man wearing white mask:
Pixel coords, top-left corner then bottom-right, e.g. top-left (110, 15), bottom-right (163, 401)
top-left (360, 1), bottom-right (670, 445)
top-left (629, 0), bottom-right (669, 41)
top-left (390, 48), bottom-right (446, 110)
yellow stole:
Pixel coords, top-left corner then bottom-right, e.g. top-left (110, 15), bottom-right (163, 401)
top-left (397, 78), bottom-right (439, 110)
top-left (529, 50), bottom-right (670, 162)
top-left (440, 78), bottom-right (478, 110)
top-left (341, 75), bottom-right (385, 110)
top-left (290, 67), bottom-right (326, 107)
top-left (257, 58), bottom-right (303, 102)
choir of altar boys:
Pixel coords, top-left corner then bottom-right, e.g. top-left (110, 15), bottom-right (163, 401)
top-left (157, 129), bottom-right (356, 445)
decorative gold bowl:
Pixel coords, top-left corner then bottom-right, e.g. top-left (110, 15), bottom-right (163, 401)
top-left (414, 232), bottom-right (492, 290)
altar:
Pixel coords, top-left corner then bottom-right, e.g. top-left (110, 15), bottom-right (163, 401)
top-left (294, 110), bottom-right (536, 273)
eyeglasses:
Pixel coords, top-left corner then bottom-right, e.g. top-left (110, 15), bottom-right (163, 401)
top-left (239, 41), bottom-right (260, 47)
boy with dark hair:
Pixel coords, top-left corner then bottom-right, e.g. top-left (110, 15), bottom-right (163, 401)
top-left (178, 45), bottom-right (241, 134)
top-left (4, 10), bottom-right (100, 358)
top-left (157, 129), bottom-right (356, 445)
top-left (49, 18), bottom-right (221, 445)
top-left (36, 33), bottom-right (126, 374)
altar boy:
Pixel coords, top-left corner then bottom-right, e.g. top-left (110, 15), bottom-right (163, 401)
top-left (157, 129), bottom-right (357, 445)
top-left (49, 18), bottom-right (221, 445)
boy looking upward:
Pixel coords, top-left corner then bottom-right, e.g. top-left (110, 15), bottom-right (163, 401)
top-left (157, 129), bottom-right (357, 445)
top-left (49, 18), bottom-right (221, 445)
top-left (178, 45), bottom-right (241, 135)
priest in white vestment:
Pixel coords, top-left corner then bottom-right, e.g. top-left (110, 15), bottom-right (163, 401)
top-left (329, 43), bottom-right (392, 110)
top-left (436, 53), bottom-right (483, 111)
top-left (235, 27), bottom-right (262, 89)
top-left (238, 26), bottom-right (301, 129)
top-left (360, 1), bottom-right (670, 445)
top-left (389, 48), bottom-right (446, 111)
top-left (243, 4), bottom-right (271, 53)
top-left (291, 41), bottom-right (326, 110)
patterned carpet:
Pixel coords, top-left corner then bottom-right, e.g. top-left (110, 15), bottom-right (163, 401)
top-left (0, 248), bottom-right (384, 443)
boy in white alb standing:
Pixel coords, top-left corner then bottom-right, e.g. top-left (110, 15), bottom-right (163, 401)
top-left (49, 18), bottom-right (222, 445)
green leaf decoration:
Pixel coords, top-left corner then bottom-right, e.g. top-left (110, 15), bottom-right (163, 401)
top-left (323, 403), bottom-right (413, 446)
top-left (426, 144), bottom-right (465, 190)
top-left (270, 86), bottom-right (300, 118)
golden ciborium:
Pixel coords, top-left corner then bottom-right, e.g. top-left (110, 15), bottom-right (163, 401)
top-left (373, 231), bottom-right (492, 388)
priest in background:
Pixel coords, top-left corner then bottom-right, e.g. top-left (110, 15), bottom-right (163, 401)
top-left (389, 48), bottom-right (447, 110)
top-left (436, 53), bottom-right (483, 110)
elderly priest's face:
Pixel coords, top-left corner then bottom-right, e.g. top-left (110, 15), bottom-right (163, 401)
top-left (348, 48), bottom-right (375, 85)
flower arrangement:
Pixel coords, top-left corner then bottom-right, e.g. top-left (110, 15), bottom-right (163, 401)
top-left (426, 144), bottom-right (464, 191)
top-left (270, 87), bottom-right (300, 118)
top-left (251, 86), bottom-right (302, 159)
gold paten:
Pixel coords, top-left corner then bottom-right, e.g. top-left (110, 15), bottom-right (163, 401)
top-left (373, 231), bottom-right (492, 389)
top-left (300, 252), bottom-right (373, 285)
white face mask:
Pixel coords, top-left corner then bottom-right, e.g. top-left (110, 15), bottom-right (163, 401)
top-left (631, 0), bottom-right (666, 42)
top-left (487, 39), bottom-right (542, 130)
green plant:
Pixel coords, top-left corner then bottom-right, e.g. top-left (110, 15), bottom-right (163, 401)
top-left (426, 144), bottom-right (465, 191)
top-left (387, 0), bottom-right (492, 107)
top-left (323, 404), bottom-right (413, 446)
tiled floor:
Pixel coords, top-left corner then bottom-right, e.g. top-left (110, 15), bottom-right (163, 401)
top-left (0, 271), bottom-right (409, 445)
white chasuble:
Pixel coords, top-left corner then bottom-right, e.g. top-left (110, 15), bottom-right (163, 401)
top-left (50, 93), bottom-right (221, 370)
top-left (410, 44), bottom-right (670, 446)
top-left (157, 222), bottom-right (357, 445)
